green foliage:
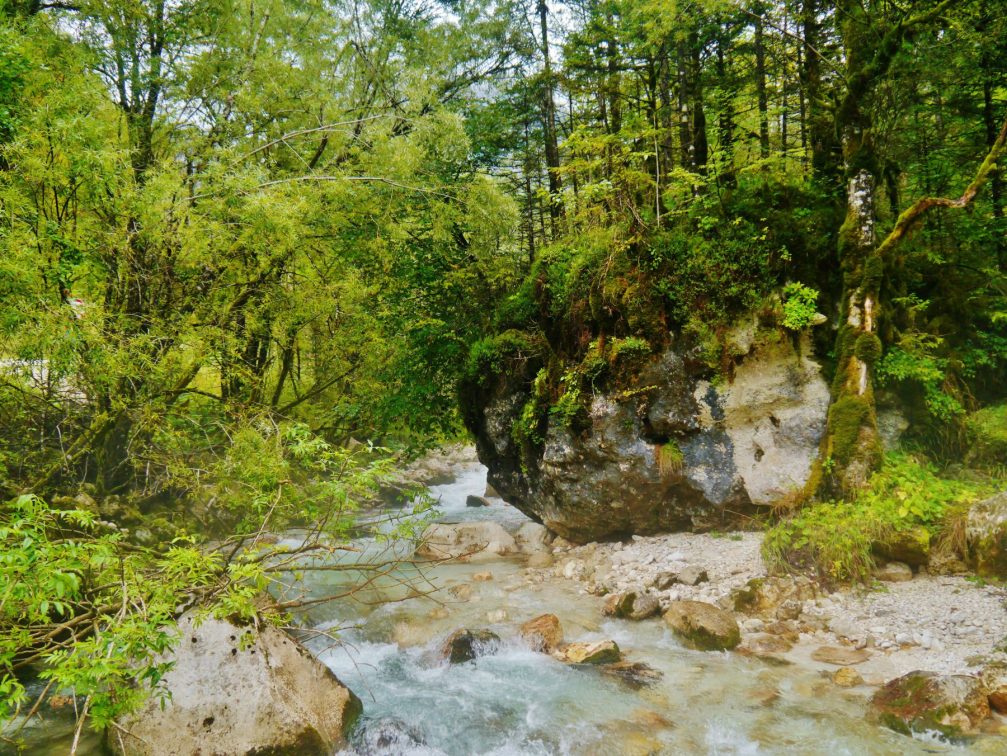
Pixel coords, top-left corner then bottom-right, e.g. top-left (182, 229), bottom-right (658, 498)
top-left (966, 404), bottom-right (1007, 469)
top-left (877, 334), bottom-right (966, 422)
top-left (827, 396), bottom-right (873, 465)
top-left (764, 453), bottom-right (1003, 582)
top-left (781, 283), bottom-right (820, 331)
top-left (854, 333), bottom-right (883, 364)
top-left (465, 331), bottom-right (542, 388)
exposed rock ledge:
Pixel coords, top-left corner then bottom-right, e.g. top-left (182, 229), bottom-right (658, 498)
top-left (467, 327), bottom-right (830, 542)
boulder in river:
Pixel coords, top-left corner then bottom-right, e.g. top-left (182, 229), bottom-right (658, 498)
top-left (868, 670), bottom-right (990, 739)
top-left (663, 600), bottom-right (740, 651)
top-left (416, 522), bottom-right (517, 561)
top-left (602, 591), bottom-right (660, 621)
top-left (965, 491), bottom-right (1007, 578)
top-left (110, 614), bottom-right (360, 756)
top-left (463, 329), bottom-right (830, 542)
top-left (519, 614), bottom-right (564, 653)
top-left (440, 629), bottom-right (501, 664)
top-left (466, 494), bottom-right (492, 508)
top-left (553, 640), bottom-right (621, 664)
top-left (980, 662), bottom-right (1007, 714)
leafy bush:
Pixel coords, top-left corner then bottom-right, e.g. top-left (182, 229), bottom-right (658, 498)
top-left (764, 453), bottom-right (1002, 582)
top-left (781, 282), bottom-right (820, 330)
top-left (966, 403), bottom-right (1007, 470)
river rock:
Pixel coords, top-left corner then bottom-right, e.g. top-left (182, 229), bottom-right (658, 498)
top-left (527, 552), bottom-right (554, 568)
top-left (416, 522), bottom-right (517, 561)
top-left (553, 640), bottom-right (621, 664)
top-left (603, 591), bottom-right (660, 621)
top-left (463, 332), bottom-right (830, 542)
top-left (980, 662), bottom-right (1007, 714)
top-left (466, 495), bottom-right (492, 508)
top-left (869, 671), bottom-right (990, 739)
top-left (663, 600), bottom-right (741, 651)
top-left (599, 661), bottom-right (664, 688)
top-left (441, 629), bottom-right (500, 664)
top-left (738, 633), bottom-right (793, 657)
top-left (110, 614), bottom-right (360, 756)
top-left (875, 561), bottom-right (913, 582)
top-left (965, 491), bottom-right (1007, 577)
top-left (811, 646), bottom-right (870, 666)
top-left (520, 614), bottom-right (564, 653)
top-left (731, 576), bottom-right (818, 616)
top-left (833, 667), bottom-right (864, 687)
top-left (514, 522), bottom-right (552, 553)
top-left (356, 718), bottom-right (426, 754)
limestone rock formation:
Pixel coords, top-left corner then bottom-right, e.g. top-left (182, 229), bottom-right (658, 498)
top-left (965, 491), bottom-right (1007, 577)
top-left (110, 614), bottom-right (360, 756)
top-left (465, 330), bottom-right (829, 541)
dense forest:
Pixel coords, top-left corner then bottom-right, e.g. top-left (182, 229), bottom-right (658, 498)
top-left (1, 0), bottom-right (1006, 747)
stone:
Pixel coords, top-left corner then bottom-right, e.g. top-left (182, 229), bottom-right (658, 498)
top-left (675, 566), bottom-right (709, 586)
top-left (869, 671), bottom-right (990, 739)
top-left (965, 492), bottom-right (1007, 577)
top-left (873, 527), bottom-right (931, 568)
top-left (599, 661), bottom-right (664, 689)
top-left (526, 552), bottom-right (554, 568)
top-left (415, 522), bottom-right (517, 561)
top-left (980, 662), bottom-right (1007, 714)
top-left (811, 646), bottom-right (870, 666)
top-left (110, 615), bottom-right (360, 756)
top-left (448, 583), bottom-right (473, 601)
top-left (652, 571), bottom-right (678, 590)
top-left (603, 591), bottom-right (660, 621)
top-left (440, 629), bottom-right (500, 664)
top-left (486, 609), bottom-right (508, 623)
top-left (833, 667), bottom-right (864, 687)
top-left (875, 561), bottom-right (913, 582)
top-left (514, 522), bottom-right (552, 553)
top-left (731, 576), bottom-right (818, 616)
top-left (472, 571), bottom-right (494, 582)
top-left (356, 717), bottom-right (426, 753)
top-left (663, 600), bottom-right (741, 651)
top-left (520, 614), bottom-right (564, 653)
top-left (738, 633), bottom-right (793, 657)
top-left (465, 494), bottom-right (493, 508)
top-left (553, 640), bottom-right (621, 665)
top-left (775, 599), bottom-right (802, 621)
top-left (465, 334), bottom-right (830, 542)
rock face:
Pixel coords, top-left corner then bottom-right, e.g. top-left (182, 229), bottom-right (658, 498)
top-left (110, 614), bottom-right (360, 756)
top-left (869, 671), bottom-right (990, 739)
top-left (965, 492), bottom-right (1007, 577)
top-left (416, 522), bottom-right (517, 561)
top-left (465, 330), bottom-right (829, 541)
top-left (663, 600), bottom-right (741, 651)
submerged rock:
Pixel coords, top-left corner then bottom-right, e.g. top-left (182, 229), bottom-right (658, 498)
top-left (440, 629), bottom-right (501, 664)
top-left (810, 646), bottom-right (870, 666)
top-left (110, 614), bottom-right (360, 756)
top-left (416, 522), bottom-right (517, 561)
top-left (663, 600), bottom-right (740, 651)
top-left (832, 667), bottom-right (864, 687)
top-left (868, 671), bottom-right (990, 739)
top-left (464, 331), bottom-right (830, 542)
top-left (519, 614), bottom-right (564, 653)
top-left (598, 661), bottom-right (664, 688)
top-left (355, 717), bottom-right (427, 754)
top-left (553, 640), bottom-right (621, 665)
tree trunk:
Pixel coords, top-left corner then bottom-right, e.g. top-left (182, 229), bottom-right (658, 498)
top-left (538, 0), bottom-right (563, 229)
top-left (754, 3), bottom-right (769, 160)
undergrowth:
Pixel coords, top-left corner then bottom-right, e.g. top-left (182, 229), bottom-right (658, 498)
top-left (763, 452), bottom-right (1004, 583)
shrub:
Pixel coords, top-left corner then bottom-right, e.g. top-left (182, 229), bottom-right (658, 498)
top-left (781, 282), bottom-right (820, 330)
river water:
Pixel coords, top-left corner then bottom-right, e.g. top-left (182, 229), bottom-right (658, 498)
top-left (11, 458), bottom-right (1002, 755)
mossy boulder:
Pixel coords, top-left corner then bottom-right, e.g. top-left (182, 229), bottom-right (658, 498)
top-left (965, 492), bottom-right (1007, 578)
top-left (663, 600), bottom-right (741, 651)
top-left (868, 671), bottom-right (989, 740)
top-left (965, 404), bottom-right (1007, 469)
top-left (873, 526), bottom-right (931, 568)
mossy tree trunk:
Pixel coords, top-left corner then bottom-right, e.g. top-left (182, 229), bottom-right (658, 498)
top-left (820, 0), bottom-right (954, 496)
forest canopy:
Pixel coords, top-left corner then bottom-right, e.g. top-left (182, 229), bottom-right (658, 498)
top-left (1, 0), bottom-right (1006, 742)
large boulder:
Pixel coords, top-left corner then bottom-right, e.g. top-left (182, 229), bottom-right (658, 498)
top-left (465, 329), bottom-right (829, 542)
top-left (663, 600), bottom-right (741, 651)
top-left (110, 614), bottom-right (360, 756)
top-left (965, 492), bottom-right (1007, 577)
top-left (868, 671), bottom-right (990, 739)
top-left (440, 629), bottom-right (501, 664)
top-left (415, 522), bottom-right (518, 561)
